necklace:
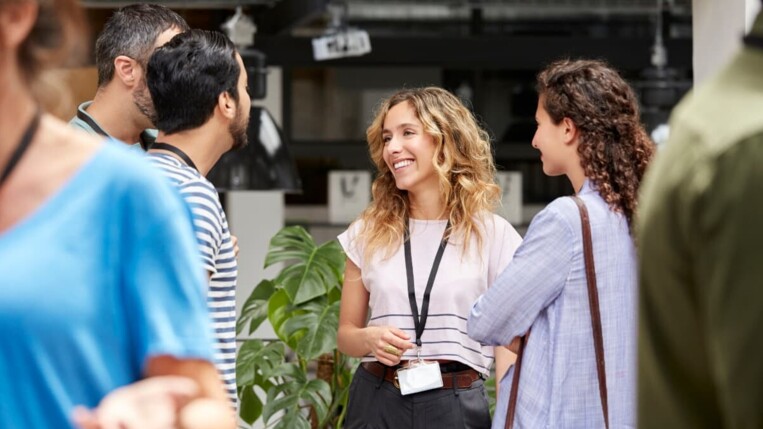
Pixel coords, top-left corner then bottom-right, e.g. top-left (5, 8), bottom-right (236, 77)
top-left (0, 109), bottom-right (41, 189)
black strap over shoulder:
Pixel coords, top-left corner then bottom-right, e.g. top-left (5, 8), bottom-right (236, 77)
top-left (76, 107), bottom-right (108, 137)
top-left (77, 108), bottom-right (152, 151)
top-left (151, 142), bottom-right (199, 173)
top-left (404, 219), bottom-right (450, 347)
top-left (1, 109), bottom-right (40, 188)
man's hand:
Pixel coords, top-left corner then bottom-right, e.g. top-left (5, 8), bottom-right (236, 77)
top-left (231, 235), bottom-right (240, 259)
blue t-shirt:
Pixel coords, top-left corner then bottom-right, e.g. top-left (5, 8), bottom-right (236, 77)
top-left (0, 141), bottom-right (214, 428)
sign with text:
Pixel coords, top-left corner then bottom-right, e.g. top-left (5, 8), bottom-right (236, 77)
top-left (329, 170), bottom-right (371, 224)
top-left (312, 29), bottom-right (372, 61)
top-left (496, 171), bottom-right (523, 225)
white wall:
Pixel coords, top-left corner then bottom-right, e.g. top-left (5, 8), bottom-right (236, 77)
top-left (693, 0), bottom-right (761, 85)
top-left (231, 67), bottom-right (285, 429)
top-left (231, 66), bottom-right (286, 341)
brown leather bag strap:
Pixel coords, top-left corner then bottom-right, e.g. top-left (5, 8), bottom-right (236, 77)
top-left (505, 334), bottom-right (526, 429)
top-left (572, 195), bottom-right (609, 429)
top-left (504, 196), bottom-right (609, 429)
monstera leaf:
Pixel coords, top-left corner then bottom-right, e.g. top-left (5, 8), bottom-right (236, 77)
top-left (261, 363), bottom-right (332, 427)
top-left (280, 299), bottom-right (340, 360)
top-left (236, 339), bottom-right (285, 425)
top-left (236, 339), bottom-right (285, 387)
top-left (237, 279), bottom-right (276, 336)
top-left (266, 289), bottom-right (299, 350)
top-left (237, 226), bottom-right (351, 428)
top-left (264, 226), bottom-right (345, 304)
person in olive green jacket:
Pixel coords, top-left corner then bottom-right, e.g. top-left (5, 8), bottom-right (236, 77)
top-left (637, 7), bottom-right (763, 429)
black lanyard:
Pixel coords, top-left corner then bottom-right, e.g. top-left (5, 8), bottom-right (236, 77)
top-left (404, 219), bottom-right (450, 348)
top-left (152, 142), bottom-right (199, 172)
top-left (77, 108), bottom-right (152, 150)
top-left (77, 107), bottom-right (108, 137)
top-left (1, 109), bottom-right (40, 188)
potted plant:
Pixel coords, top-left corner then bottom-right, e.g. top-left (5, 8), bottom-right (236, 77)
top-left (236, 226), bottom-right (355, 428)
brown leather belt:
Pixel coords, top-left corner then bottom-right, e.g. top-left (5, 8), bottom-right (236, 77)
top-left (361, 361), bottom-right (481, 390)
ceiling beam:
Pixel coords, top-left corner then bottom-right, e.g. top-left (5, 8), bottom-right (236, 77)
top-left (250, 35), bottom-right (692, 70)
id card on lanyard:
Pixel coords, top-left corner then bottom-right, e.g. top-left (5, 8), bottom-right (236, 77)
top-left (395, 219), bottom-right (450, 395)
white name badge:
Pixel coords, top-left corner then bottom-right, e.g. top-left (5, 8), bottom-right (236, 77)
top-left (396, 361), bottom-right (443, 395)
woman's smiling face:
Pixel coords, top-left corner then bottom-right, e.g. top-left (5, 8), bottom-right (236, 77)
top-left (382, 101), bottom-right (439, 194)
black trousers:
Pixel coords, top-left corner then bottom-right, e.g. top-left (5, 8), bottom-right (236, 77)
top-left (343, 364), bottom-right (492, 429)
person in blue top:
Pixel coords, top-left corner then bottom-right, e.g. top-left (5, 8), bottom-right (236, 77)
top-left (468, 59), bottom-right (655, 428)
top-left (0, 1), bottom-right (235, 428)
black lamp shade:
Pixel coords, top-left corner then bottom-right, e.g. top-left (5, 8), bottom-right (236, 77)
top-left (207, 106), bottom-right (302, 193)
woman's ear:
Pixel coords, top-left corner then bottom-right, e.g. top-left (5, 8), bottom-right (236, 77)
top-left (0, 1), bottom-right (38, 50)
top-left (562, 117), bottom-right (579, 146)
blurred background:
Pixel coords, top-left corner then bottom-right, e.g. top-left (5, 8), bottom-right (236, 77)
top-left (65, 0), bottom-right (697, 206)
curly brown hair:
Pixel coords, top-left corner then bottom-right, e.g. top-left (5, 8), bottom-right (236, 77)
top-left (537, 59), bottom-right (655, 230)
top-left (358, 87), bottom-right (501, 261)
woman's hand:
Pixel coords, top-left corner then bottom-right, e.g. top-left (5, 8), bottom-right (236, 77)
top-left (365, 326), bottom-right (415, 366)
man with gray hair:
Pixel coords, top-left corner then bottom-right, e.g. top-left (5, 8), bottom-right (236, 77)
top-left (69, 3), bottom-right (188, 149)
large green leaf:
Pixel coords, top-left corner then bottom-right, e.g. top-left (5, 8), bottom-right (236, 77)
top-left (236, 340), bottom-right (285, 387)
top-left (237, 280), bottom-right (275, 336)
top-left (262, 376), bottom-right (332, 426)
top-left (274, 412), bottom-right (311, 429)
top-left (267, 289), bottom-right (300, 349)
top-left (264, 226), bottom-right (346, 305)
top-left (238, 386), bottom-right (262, 425)
top-left (264, 362), bottom-right (306, 383)
top-left (317, 240), bottom-right (347, 282)
top-left (280, 300), bottom-right (340, 360)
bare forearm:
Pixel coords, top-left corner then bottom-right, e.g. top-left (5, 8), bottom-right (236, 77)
top-left (338, 324), bottom-right (413, 367)
top-left (337, 324), bottom-right (371, 357)
top-left (145, 356), bottom-right (234, 429)
top-left (494, 346), bottom-right (515, 400)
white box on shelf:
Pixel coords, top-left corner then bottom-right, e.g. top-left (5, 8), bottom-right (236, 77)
top-left (312, 29), bottom-right (372, 61)
top-left (329, 170), bottom-right (371, 225)
top-left (497, 171), bottom-right (523, 225)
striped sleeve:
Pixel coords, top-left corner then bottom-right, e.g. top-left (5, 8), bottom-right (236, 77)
top-left (177, 180), bottom-right (224, 274)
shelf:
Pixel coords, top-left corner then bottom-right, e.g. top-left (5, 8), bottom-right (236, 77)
top-left (81, 0), bottom-right (278, 8)
top-left (288, 140), bottom-right (540, 162)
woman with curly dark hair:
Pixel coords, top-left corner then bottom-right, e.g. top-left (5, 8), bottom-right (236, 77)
top-left (468, 59), bottom-right (655, 428)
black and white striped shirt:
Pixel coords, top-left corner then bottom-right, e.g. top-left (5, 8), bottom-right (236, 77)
top-left (149, 153), bottom-right (237, 404)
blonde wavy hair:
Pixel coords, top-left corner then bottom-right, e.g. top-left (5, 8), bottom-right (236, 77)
top-left (357, 87), bottom-right (501, 262)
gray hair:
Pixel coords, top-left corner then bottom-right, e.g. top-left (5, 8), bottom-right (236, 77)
top-left (95, 3), bottom-right (189, 87)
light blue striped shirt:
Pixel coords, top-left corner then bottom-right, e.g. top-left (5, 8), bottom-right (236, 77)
top-left (149, 153), bottom-right (238, 405)
top-left (468, 181), bottom-right (637, 429)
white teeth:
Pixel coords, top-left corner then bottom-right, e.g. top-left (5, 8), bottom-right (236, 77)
top-left (394, 160), bottom-right (413, 170)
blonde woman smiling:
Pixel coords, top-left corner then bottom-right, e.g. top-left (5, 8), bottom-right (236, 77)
top-left (337, 87), bottom-right (522, 429)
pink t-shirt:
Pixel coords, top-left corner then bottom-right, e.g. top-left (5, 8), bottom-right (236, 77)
top-left (338, 213), bottom-right (522, 374)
